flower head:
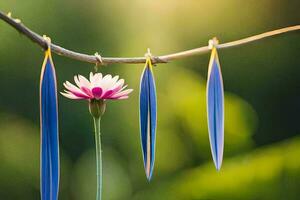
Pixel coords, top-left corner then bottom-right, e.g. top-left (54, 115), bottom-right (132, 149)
top-left (61, 72), bottom-right (133, 100)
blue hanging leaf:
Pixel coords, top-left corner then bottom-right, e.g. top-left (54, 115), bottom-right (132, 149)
top-left (206, 48), bottom-right (224, 171)
top-left (139, 58), bottom-right (157, 181)
top-left (40, 49), bottom-right (60, 200)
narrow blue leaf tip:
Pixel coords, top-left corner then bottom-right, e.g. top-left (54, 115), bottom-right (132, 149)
top-left (40, 51), bottom-right (60, 200)
top-left (206, 49), bottom-right (224, 171)
top-left (139, 60), bottom-right (157, 180)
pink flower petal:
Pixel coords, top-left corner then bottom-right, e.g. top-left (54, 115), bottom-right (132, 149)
top-left (114, 79), bottom-right (125, 89)
top-left (89, 72), bottom-right (102, 87)
top-left (100, 74), bottom-right (118, 92)
top-left (93, 73), bottom-right (103, 82)
top-left (64, 81), bottom-right (81, 93)
top-left (101, 85), bottom-right (124, 99)
top-left (71, 91), bottom-right (90, 99)
top-left (64, 82), bottom-right (89, 97)
top-left (110, 84), bottom-right (125, 95)
top-left (101, 90), bottom-right (114, 99)
top-left (78, 75), bottom-right (91, 88)
top-left (89, 72), bottom-right (94, 83)
top-left (92, 87), bottom-right (103, 99)
top-left (111, 89), bottom-right (133, 98)
top-left (60, 92), bottom-right (84, 99)
top-left (80, 86), bottom-right (93, 98)
top-left (74, 75), bottom-right (91, 89)
top-left (111, 75), bottom-right (119, 86)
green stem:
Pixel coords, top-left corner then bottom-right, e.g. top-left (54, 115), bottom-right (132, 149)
top-left (93, 117), bottom-right (102, 200)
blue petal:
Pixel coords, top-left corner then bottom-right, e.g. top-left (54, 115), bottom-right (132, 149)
top-left (206, 48), bottom-right (224, 171)
top-left (40, 50), bottom-right (60, 200)
top-left (139, 60), bottom-right (157, 180)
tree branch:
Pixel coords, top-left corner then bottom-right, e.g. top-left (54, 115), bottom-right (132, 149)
top-left (0, 11), bottom-right (299, 65)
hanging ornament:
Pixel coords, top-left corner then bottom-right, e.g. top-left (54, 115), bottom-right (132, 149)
top-left (139, 49), bottom-right (157, 180)
top-left (40, 36), bottom-right (60, 200)
top-left (206, 38), bottom-right (225, 171)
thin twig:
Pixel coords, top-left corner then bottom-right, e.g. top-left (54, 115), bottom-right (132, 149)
top-left (0, 11), bottom-right (299, 65)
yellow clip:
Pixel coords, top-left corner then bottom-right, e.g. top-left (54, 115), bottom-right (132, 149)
top-left (144, 48), bottom-right (154, 69)
top-left (208, 37), bottom-right (219, 50)
top-left (43, 35), bottom-right (52, 57)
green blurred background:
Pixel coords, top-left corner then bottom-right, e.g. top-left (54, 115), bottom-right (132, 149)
top-left (0, 0), bottom-right (300, 199)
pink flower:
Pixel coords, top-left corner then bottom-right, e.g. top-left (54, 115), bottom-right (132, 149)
top-left (61, 72), bottom-right (133, 100)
